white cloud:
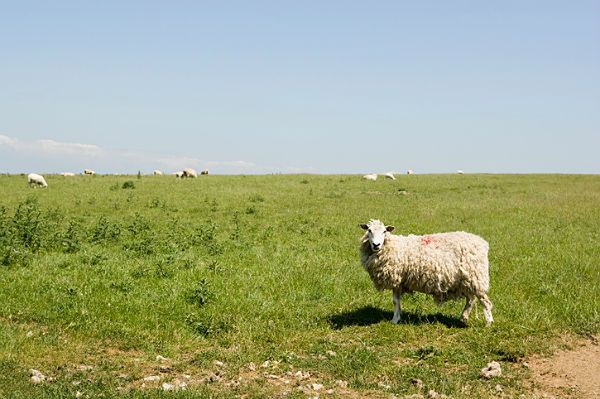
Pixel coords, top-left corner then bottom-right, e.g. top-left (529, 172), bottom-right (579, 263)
top-left (0, 134), bottom-right (269, 174)
top-left (37, 139), bottom-right (104, 157)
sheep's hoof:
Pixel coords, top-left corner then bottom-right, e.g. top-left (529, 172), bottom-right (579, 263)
top-left (390, 318), bottom-right (400, 324)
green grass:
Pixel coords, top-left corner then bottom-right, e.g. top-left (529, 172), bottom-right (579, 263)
top-left (0, 173), bottom-right (599, 398)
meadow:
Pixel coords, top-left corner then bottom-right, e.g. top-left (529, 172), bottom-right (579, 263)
top-left (0, 173), bottom-right (598, 398)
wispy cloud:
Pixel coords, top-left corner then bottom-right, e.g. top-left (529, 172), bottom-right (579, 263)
top-left (0, 134), bottom-right (263, 174)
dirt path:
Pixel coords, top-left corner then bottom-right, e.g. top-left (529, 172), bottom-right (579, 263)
top-left (527, 336), bottom-right (600, 398)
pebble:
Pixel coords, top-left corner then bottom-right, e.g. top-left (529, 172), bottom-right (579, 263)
top-left (143, 375), bottom-right (160, 382)
top-left (29, 369), bottom-right (46, 384)
top-left (75, 391), bottom-right (83, 398)
top-left (213, 360), bottom-right (224, 367)
top-left (156, 355), bottom-right (168, 362)
top-left (26, 331), bottom-right (33, 338)
top-left (480, 361), bottom-right (502, 379)
top-left (312, 383), bottom-right (324, 391)
top-left (247, 362), bottom-right (257, 371)
top-left (162, 383), bottom-right (174, 391)
top-left (335, 380), bottom-right (348, 388)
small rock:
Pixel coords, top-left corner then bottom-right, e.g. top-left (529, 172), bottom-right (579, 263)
top-left (29, 369), bottom-right (46, 384)
top-left (75, 391), bottom-right (83, 399)
top-left (143, 375), bottom-right (160, 382)
top-left (265, 374), bottom-right (280, 380)
top-left (31, 375), bottom-right (45, 384)
top-left (378, 382), bottom-right (391, 389)
top-left (213, 360), bottom-right (224, 367)
top-left (335, 380), bottom-right (348, 388)
top-left (261, 360), bottom-right (270, 368)
top-left (247, 362), bottom-right (257, 371)
top-left (312, 383), bottom-right (324, 391)
top-left (162, 382), bottom-right (174, 391)
top-left (325, 389), bottom-right (334, 394)
top-left (26, 331), bottom-right (33, 338)
top-left (156, 355), bottom-right (168, 362)
top-left (325, 350), bottom-right (337, 357)
top-left (175, 379), bottom-right (187, 390)
top-left (495, 384), bottom-right (503, 392)
top-left (159, 365), bottom-right (170, 373)
top-left (521, 361), bottom-right (530, 369)
top-left (480, 361), bottom-right (502, 379)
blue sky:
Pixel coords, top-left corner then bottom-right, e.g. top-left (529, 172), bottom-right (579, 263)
top-left (1, 1), bottom-right (598, 174)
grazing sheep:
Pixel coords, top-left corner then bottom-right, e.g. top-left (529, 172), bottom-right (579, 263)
top-left (406, 169), bottom-right (414, 175)
top-left (61, 172), bottom-right (75, 177)
top-left (182, 168), bottom-right (197, 178)
top-left (83, 169), bottom-right (95, 175)
top-left (27, 173), bottom-right (48, 188)
top-left (200, 169), bottom-right (209, 175)
top-left (153, 170), bottom-right (163, 176)
top-left (359, 219), bottom-right (493, 325)
top-left (457, 170), bottom-right (464, 175)
top-left (383, 172), bottom-right (396, 180)
top-left (174, 171), bottom-right (184, 178)
top-left (363, 174), bottom-right (378, 181)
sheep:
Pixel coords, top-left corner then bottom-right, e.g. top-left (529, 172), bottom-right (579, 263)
top-left (27, 173), bottom-right (48, 188)
top-left (153, 170), bottom-right (163, 176)
top-left (83, 169), bottom-right (95, 175)
top-left (383, 172), bottom-right (396, 180)
top-left (363, 174), bottom-right (378, 181)
top-left (200, 169), bottom-right (209, 175)
top-left (174, 171), bottom-right (184, 178)
top-left (61, 172), bottom-right (75, 177)
top-left (457, 170), bottom-right (464, 175)
top-left (359, 219), bottom-right (493, 325)
top-left (182, 168), bottom-right (197, 178)
top-left (406, 169), bottom-right (414, 175)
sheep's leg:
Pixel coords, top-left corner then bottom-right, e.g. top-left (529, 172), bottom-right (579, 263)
top-left (477, 293), bottom-right (494, 326)
top-left (460, 296), bottom-right (476, 323)
top-left (391, 288), bottom-right (402, 324)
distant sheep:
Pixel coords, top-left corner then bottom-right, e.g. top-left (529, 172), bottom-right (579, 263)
top-left (200, 169), bottom-right (209, 175)
top-left (383, 172), bottom-right (396, 180)
top-left (153, 170), bottom-right (163, 176)
top-left (363, 174), bottom-right (378, 181)
top-left (406, 169), bottom-right (414, 175)
top-left (28, 173), bottom-right (48, 188)
top-left (61, 172), bottom-right (75, 177)
top-left (83, 169), bottom-right (96, 176)
top-left (174, 171), bottom-right (184, 178)
top-left (182, 168), bottom-right (197, 178)
top-left (359, 219), bottom-right (493, 325)
top-left (457, 170), bottom-right (464, 175)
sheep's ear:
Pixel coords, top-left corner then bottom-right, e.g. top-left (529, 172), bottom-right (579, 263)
top-left (386, 225), bottom-right (395, 232)
top-left (359, 224), bottom-right (369, 230)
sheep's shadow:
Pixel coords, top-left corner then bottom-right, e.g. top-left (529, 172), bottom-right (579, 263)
top-left (326, 306), bottom-right (465, 329)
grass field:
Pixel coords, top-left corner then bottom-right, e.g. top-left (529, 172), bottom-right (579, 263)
top-left (0, 173), bottom-right (598, 398)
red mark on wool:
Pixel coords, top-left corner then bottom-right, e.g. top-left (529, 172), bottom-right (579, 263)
top-left (421, 236), bottom-right (432, 246)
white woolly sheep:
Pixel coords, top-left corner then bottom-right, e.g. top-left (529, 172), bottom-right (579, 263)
top-left (182, 168), bottom-right (197, 178)
top-left (359, 219), bottom-right (493, 325)
top-left (363, 174), bottom-right (378, 181)
top-left (61, 172), bottom-right (75, 177)
top-left (383, 172), bottom-right (396, 180)
top-left (200, 169), bottom-right (209, 175)
top-left (28, 173), bottom-right (48, 188)
top-left (406, 169), bottom-right (414, 175)
top-left (153, 170), bottom-right (163, 176)
top-left (174, 171), bottom-right (184, 178)
top-left (83, 169), bottom-right (95, 175)
top-left (457, 170), bottom-right (464, 175)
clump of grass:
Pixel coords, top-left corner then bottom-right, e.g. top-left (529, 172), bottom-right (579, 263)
top-left (122, 180), bottom-right (136, 189)
top-left (185, 278), bottom-right (214, 307)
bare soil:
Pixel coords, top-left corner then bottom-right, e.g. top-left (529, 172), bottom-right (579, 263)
top-left (527, 336), bottom-right (600, 399)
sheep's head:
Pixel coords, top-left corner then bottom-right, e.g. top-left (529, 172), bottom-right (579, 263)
top-left (359, 219), bottom-right (395, 252)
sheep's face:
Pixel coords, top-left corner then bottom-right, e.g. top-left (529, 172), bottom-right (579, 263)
top-left (360, 219), bottom-right (395, 252)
